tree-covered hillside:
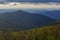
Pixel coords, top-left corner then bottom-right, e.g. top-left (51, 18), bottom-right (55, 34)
top-left (0, 21), bottom-right (60, 40)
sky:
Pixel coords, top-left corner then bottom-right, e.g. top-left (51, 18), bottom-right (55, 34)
top-left (0, 0), bottom-right (60, 19)
top-left (0, 0), bottom-right (60, 9)
top-left (0, 0), bottom-right (60, 2)
top-left (0, 2), bottom-right (60, 9)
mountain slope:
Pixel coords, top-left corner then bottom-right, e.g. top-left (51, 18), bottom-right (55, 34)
top-left (0, 20), bottom-right (60, 40)
top-left (43, 10), bottom-right (60, 19)
top-left (23, 10), bottom-right (60, 20)
top-left (0, 10), bottom-right (55, 30)
top-left (36, 10), bottom-right (60, 20)
top-left (11, 21), bottom-right (60, 40)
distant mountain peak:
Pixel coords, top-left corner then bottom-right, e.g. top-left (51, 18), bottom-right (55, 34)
top-left (0, 10), bottom-right (56, 30)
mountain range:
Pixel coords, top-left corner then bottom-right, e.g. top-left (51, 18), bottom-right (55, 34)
top-left (22, 10), bottom-right (60, 19)
top-left (0, 10), bottom-right (56, 31)
top-left (37, 10), bottom-right (60, 19)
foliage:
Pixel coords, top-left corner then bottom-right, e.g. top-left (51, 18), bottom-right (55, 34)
top-left (0, 23), bottom-right (60, 40)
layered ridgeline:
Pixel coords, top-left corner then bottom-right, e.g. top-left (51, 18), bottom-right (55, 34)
top-left (43, 10), bottom-right (60, 19)
top-left (0, 10), bottom-right (56, 31)
top-left (0, 9), bottom-right (60, 40)
top-left (26, 10), bottom-right (60, 19)
top-left (0, 20), bottom-right (60, 40)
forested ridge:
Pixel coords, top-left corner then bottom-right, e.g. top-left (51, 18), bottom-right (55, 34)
top-left (0, 21), bottom-right (60, 40)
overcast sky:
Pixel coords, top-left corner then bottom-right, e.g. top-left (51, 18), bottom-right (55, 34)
top-left (0, 0), bottom-right (60, 2)
top-left (0, 0), bottom-right (60, 9)
top-left (0, 2), bottom-right (60, 9)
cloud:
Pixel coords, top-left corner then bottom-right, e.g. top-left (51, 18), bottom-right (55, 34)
top-left (3, 0), bottom-right (60, 2)
top-left (7, 2), bottom-right (20, 5)
top-left (0, 0), bottom-right (7, 2)
top-left (0, 2), bottom-right (60, 9)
